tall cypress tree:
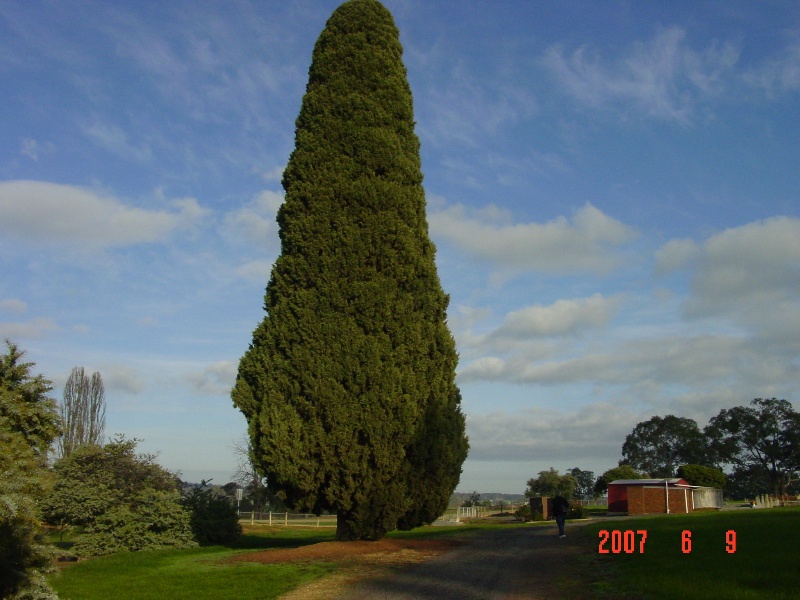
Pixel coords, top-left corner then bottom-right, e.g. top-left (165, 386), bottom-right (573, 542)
top-left (232, 0), bottom-right (467, 541)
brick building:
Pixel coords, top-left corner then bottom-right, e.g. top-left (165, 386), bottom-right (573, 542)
top-left (608, 478), bottom-right (699, 515)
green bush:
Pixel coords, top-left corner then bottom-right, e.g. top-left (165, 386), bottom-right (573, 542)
top-left (514, 504), bottom-right (532, 522)
top-left (72, 490), bottom-right (196, 556)
top-left (181, 484), bottom-right (241, 546)
top-left (567, 502), bottom-right (588, 519)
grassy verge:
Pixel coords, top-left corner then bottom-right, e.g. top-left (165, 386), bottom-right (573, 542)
top-left (48, 522), bottom-right (505, 599)
top-left (48, 527), bottom-right (338, 600)
top-left (574, 507), bottom-right (800, 599)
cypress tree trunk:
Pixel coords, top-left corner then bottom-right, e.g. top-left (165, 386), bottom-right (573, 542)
top-left (232, 0), bottom-right (467, 541)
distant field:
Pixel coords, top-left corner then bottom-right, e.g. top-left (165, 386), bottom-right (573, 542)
top-left (576, 507), bottom-right (800, 599)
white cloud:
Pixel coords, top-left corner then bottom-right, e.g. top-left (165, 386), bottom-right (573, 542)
top-left (103, 364), bottom-right (146, 394)
top-left (0, 180), bottom-right (209, 249)
top-left (683, 216), bottom-right (800, 351)
top-left (0, 317), bottom-right (60, 340)
top-left (491, 294), bottom-right (620, 339)
top-left (234, 259), bottom-right (272, 282)
top-left (543, 27), bottom-right (739, 122)
top-left (187, 361), bottom-right (237, 395)
top-left (0, 299), bottom-right (28, 313)
top-left (655, 238), bottom-right (700, 273)
top-left (466, 403), bottom-right (636, 462)
top-left (744, 38), bottom-right (800, 94)
top-left (222, 189), bottom-right (283, 247)
top-left (429, 202), bottom-right (638, 274)
top-left (84, 121), bottom-right (153, 162)
top-left (20, 138), bottom-right (38, 160)
top-left (690, 216), bottom-right (800, 310)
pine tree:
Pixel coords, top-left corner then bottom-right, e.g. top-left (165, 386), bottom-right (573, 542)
top-left (232, 0), bottom-right (467, 541)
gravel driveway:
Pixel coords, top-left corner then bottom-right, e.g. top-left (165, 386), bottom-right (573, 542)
top-left (330, 523), bottom-right (588, 600)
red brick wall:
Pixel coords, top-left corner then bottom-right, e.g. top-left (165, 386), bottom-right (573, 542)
top-left (626, 486), bottom-right (693, 515)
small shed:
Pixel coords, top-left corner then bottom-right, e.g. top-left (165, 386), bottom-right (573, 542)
top-left (608, 478), bottom-right (697, 515)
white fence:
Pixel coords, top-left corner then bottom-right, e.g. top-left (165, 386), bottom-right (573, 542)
top-left (239, 512), bottom-right (337, 527)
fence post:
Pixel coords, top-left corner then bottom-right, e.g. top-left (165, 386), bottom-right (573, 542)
top-left (285, 512), bottom-right (288, 526)
top-left (269, 511), bottom-right (272, 525)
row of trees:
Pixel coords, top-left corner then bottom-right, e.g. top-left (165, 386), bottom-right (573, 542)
top-left (620, 400), bottom-right (800, 497)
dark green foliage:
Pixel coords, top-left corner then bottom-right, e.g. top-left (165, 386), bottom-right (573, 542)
top-left (0, 340), bottom-right (61, 457)
top-left (705, 398), bottom-right (800, 497)
top-left (569, 467), bottom-right (595, 500)
top-left (43, 436), bottom-right (195, 556)
top-left (72, 490), bottom-right (196, 557)
top-left (566, 501), bottom-right (588, 519)
top-left (594, 464), bottom-right (646, 495)
top-left (181, 482), bottom-right (242, 546)
top-left (0, 430), bottom-right (58, 600)
top-left (0, 341), bottom-right (59, 599)
top-left (232, 0), bottom-right (467, 541)
top-left (620, 415), bottom-right (709, 477)
top-left (677, 464), bottom-right (727, 489)
top-left (525, 468), bottom-right (578, 498)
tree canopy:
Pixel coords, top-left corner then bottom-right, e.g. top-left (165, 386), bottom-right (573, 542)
top-left (525, 468), bottom-right (577, 498)
top-left (594, 465), bottom-right (646, 496)
top-left (705, 398), bottom-right (800, 497)
top-left (57, 366), bottom-right (106, 459)
top-left (0, 340), bottom-right (60, 599)
top-left (232, 0), bottom-right (467, 541)
top-left (620, 415), bottom-right (709, 478)
top-left (677, 464), bottom-right (727, 489)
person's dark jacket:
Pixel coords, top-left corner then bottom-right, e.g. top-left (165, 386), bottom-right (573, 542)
top-left (552, 495), bottom-right (570, 517)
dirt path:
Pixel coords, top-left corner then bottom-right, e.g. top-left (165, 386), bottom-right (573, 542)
top-left (328, 525), bottom-right (590, 600)
top-left (232, 522), bottom-right (596, 600)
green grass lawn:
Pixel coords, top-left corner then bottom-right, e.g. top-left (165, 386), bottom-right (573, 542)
top-left (575, 507), bottom-right (800, 600)
top-left (50, 511), bottom-right (800, 599)
top-left (49, 527), bottom-right (339, 600)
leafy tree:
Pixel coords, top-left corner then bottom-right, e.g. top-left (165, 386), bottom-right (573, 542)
top-left (620, 415), bottom-right (709, 477)
top-left (181, 481), bottom-right (241, 546)
top-left (57, 366), bottom-right (106, 459)
top-left (705, 398), bottom-right (800, 497)
top-left (525, 468), bottom-right (577, 498)
top-left (43, 436), bottom-right (195, 556)
top-left (677, 464), bottom-right (727, 489)
top-left (0, 341), bottom-right (60, 599)
top-left (0, 340), bottom-right (60, 456)
top-left (594, 464), bottom-right (645, 496)
top-left (232, 0), bottom-right (467, 541)
top-left (569, 467), bottom-right (595, 500)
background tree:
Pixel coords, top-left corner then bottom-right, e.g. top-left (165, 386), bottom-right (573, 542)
top-left (0, 340), bottom-right (60, 599)
top-left (525, 468), bottom-right (577, 498)
top-left (620, 415), bottom-right (709, 477)
top-left (677, 464), bottom-right (727, 489)
top-left (569, 467), bottom-right (596, 500)
top-left (181, 480), bottom-right (241, 546)
top-left (43, 435), bottom-right (195, 556)
top-left (594, 464), bottom-right (646, 496)
top-left (231, 436), bottom-right (283, 512)
top-left (705, 398), bottom-right (800, 497)
top-left (232, 0), bottom-right (467, 541)
top-left (57, 366), bottom-right (106, 458)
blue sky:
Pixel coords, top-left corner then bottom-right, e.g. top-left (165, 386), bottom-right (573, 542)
top-left (2, 0), bottom-right (799, 494)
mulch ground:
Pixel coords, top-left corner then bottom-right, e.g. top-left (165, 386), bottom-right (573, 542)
top-left (227, 538), bottom-right (462, 565)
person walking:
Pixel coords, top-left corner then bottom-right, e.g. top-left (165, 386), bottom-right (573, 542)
top-left (552, 495), bottom-right (570, 538)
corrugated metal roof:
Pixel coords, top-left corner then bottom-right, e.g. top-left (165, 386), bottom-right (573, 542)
top-left (609, 478), bottom-right (685, 485)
